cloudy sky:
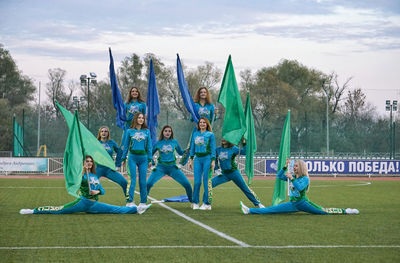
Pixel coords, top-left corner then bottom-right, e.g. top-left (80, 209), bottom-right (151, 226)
top-left (1, 0), bottom-right (399, 115)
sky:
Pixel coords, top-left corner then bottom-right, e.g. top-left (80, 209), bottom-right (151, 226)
top-left (1, 0), bottom-right (399, 116)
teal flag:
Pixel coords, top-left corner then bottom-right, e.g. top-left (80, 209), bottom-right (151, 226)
top-left (13, 117), bottom-right (24, 157)
top-left (217, 55), bottom-right (246, 145)
top-left (244, 93), bottom-right (257, 185)
top-left (63, 111), bottom-right (85, 198)
top-left (271, 110), bottom-right (291, 206)
top-left (56, 101), bottom-right (116, 171)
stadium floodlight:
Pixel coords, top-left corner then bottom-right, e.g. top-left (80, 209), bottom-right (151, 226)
top-left (80, 73), bottom-right (97, 129)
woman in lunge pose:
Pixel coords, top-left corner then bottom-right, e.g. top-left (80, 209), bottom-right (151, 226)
top-left (19, 155), bottom-right (151, 215)
top-left (147, 125), bottom-right (193, 202)
top-left (240, 159), bottom-right (359, 215)
top-left (213, 139), bottom-right (264, 208)
top-left (96, 126), bottom-right (128, 199)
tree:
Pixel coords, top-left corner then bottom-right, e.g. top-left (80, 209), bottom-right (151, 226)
top-left (118, 53), bottom-right (144, 97)
top-left (0, 44), bottom-right (36, 151)
top-left (45, 68), bottom-right (74, 116)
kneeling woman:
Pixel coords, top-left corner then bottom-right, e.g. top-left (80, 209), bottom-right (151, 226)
top-left (147, 125), bottom-right (193, 202)
top-left (240, 159), bottom-right (359, 215)
top-left (19, 156), bottom-right (151, 215)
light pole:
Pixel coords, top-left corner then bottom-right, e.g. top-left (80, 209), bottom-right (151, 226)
top-left (80, 73), bottom-right (97, 129)
top-left (386, 100), bottom-right (398, 159)
top-left (322, 89), bottom-right (329, 157)
top-left (73, 96), bottom-right (85, 111)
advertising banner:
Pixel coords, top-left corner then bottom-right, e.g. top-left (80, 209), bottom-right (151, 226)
top-left (266, 159), bottom-right (400, 175)
top-left (0, 158), bottom-right (48, 172)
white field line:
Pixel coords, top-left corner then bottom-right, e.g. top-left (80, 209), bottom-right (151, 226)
top-left (0, 182), bottom-right (371, 190)
top-left (143, 191), bottom-right (250, 247)
top-left (1, 245), bottom-right (399, 250)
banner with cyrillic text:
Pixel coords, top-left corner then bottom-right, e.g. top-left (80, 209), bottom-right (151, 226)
top-left (266, 159), bottom-right (400, 175)
top-left (0, 158), bottom-right (48, 172)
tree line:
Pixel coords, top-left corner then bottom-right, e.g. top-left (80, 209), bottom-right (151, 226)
top-left (0, 44), bottom-right (398, 158)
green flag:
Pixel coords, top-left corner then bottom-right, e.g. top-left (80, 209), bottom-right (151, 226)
top-left (217, 55), bottom-right (246, 145)
top-left (63, 111), bottom-right (85, 198)
top-left (244, 93), bottom-right (257, 185)
top-left (56, 101), bottom-right (116, 171)
top-left (271, 110), bottom-right (291, 206)
top-left (13, 117), bottom-right (24, 157)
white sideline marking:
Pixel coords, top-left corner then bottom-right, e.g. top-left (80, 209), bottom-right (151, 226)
top-left (143, 191), bottom-right (250, 247)
top-left (0, 182), bottom-right (371, 190)
top-left (1, 245), bottom-right (399, 250)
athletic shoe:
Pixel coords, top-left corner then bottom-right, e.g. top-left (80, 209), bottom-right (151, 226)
top-left (199, 204), bottom-right (212, 210)
top-left (137, 204), bottom-right (152, 214)
top-left (240, 201), bottom-right (249, 215)
top-left (138, 203), bottom-right (147, 209)
top-left (126, 202), bottom-right (137, 207)
top-left (191, 203), bottom-right (199, 210)
top-left (345, 208), bottom-right (360, 215)
top-left (258, 203), bottom-right (265, 208)
top-left (19, 209), bottom-right (34, 214)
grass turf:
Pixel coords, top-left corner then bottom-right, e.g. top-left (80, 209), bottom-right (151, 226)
top-left (1, 177), bottom-right (399, 262)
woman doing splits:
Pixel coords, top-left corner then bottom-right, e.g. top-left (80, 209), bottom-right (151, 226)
top-left (240, 159), bottom-right (359, 215)
top-left (19, 156), bottom-right (151, 215)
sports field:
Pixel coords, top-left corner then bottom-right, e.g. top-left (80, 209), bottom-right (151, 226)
top-left (1, 177), bottom-right (399, 262)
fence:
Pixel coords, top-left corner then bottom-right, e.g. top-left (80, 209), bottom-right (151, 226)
top-left (1, 156), bottom-right (399, 177)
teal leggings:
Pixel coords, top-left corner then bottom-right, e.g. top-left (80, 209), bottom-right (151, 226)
top-left (249, 199), bottom-right (346, 215)
top-left (147, 164), bottom-right (193, 202)
top-left (33, 197), bottom-right (138, 214)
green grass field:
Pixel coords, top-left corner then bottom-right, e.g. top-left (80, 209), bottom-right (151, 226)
top-left (1, 177), bottom-right (399, 262)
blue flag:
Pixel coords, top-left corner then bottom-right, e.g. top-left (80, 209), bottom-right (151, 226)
top-left (146, 59), bottom-right (160, 146)
top-left (109, 47), bottom-right (126, 129)
top-left (176, 54), bottom-right (200, 123)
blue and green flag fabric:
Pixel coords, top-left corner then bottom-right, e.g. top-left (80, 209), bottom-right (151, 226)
top-left (176, 54), bottom-right (200, 123)
top-left (271, 110), bottom-right (291, 206)
top-left (217, 55), bottom-right (246, 145)
top-left (146, 58), bottom-right (160, 146)
top-left (109, 47), bottom-right (126, 129)
top-left (63, 111), bottom-right (85, 198)
top-left (56, 101), bottom-right (116, 171)
top-left (244, 93), bottom-right (257, 185)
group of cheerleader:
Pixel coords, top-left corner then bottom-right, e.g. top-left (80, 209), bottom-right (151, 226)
top-left (19, 86), bottom-right (359, 216)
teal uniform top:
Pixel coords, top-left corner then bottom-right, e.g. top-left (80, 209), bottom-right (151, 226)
top-left (153, 139), bottom-right (184, 165)
top-left (277, 168), bottom-right (310, 202)
top-left (189, 130), bottom-right (216, 160)
top-left (80, 172), bottom-right (105, 201)
top-left (122, 128), bottom-right (153, 162)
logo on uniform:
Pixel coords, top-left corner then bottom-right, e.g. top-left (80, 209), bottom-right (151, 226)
top-left (128, 105), bottom-right (140, 114)
top-left (132, 132), bottom-right (146, 142)
top-left (161, 144), bottom-right (173, 153)
top-left (198, 107), bottom-right (210, 116)
top-left (102, 143), bottom-right (111, 152)
top-left (195, 136), bottom-right (205, 146)
top-left (219, 151), bottom-right (229, 161)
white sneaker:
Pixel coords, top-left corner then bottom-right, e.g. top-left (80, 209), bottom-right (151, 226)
top-left (191, 203), bottom-right (199, 210)
top-left (126, 202), bottom-right (137, 207)
top-left (138, 203), bottom-right (147, 209)
top-left (19, 209), bottom-right (34, 214)
top-left (351, 208), bottom-right (359, 214)
top-left (199, 204), bottom-right (212, 210)
top-left (240, 201), bottom-right (249, 215)
top-left (137, 204), bottom-right (152, 214)
top-left (345, 208), bottom-right (359, 215)
top-left (258, 203), bottom-right (265, 208)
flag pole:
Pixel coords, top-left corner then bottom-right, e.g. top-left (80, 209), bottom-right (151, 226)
top-left (74, 110), bottom-right (90, 192)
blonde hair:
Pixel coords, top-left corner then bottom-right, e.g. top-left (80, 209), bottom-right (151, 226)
top-left (96, 126), bottom-right (110, 140)
top-left (295, 160), bottom-right (309, 177)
